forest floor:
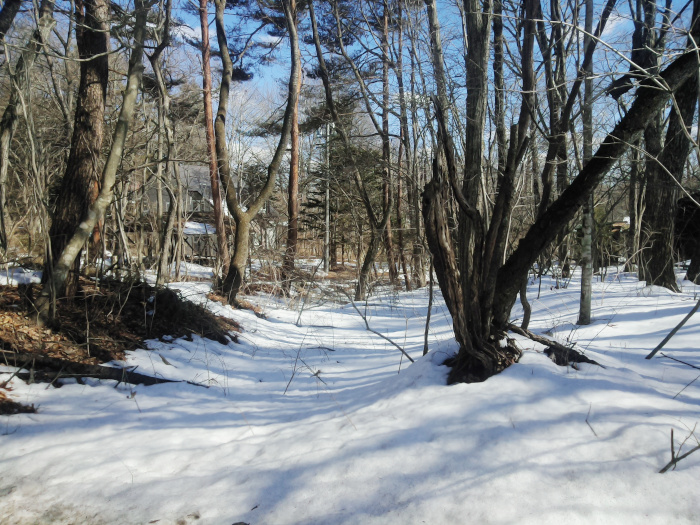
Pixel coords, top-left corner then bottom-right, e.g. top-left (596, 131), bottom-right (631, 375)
top-left (0, 262), bottom-right (699, 524)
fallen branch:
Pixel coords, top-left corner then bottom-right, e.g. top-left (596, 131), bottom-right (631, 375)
top-left (507, 323), bottom-right (604, 368)
top-left (0, 349), bottom-right (181, 387)
top-left (339, 288), bottom-right (414, 363)
top-left (646, 297), bottom-right (700, 359)
top-left (659, 428), bottom-right (700, 473)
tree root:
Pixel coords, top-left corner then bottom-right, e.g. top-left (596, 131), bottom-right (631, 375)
top-left (507, 323), bottom-right (604, 369)
top-left (445, 337), bottom-right (521, 384)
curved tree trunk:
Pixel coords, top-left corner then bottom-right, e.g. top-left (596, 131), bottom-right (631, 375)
top-left (43, 0), bottom-right (108, 299)
top-left (218, 0), bottom-right (300, 304)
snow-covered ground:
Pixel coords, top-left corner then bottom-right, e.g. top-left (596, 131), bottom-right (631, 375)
top-left (1, 269), bottom-right (699, 524)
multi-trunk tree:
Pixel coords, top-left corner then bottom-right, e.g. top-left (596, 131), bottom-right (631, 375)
top-left (421, 0), bottom-right (699, 383)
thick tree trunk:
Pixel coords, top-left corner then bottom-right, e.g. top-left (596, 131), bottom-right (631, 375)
top-left (44, 0), bottom-right (108, 299)
top-left (35, 0), bottom-right (148, 324)
top-left (423, 0), bottom-right (690, 382)
top-left (221, 217), bottom-right (250, 303)
top-left (640, 70), bottom-right (698, 291)
top-left (687, 240), bottom-right (700, 284)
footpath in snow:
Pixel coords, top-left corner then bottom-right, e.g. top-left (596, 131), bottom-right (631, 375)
top-left (1, 267), bottom-right (699, 524)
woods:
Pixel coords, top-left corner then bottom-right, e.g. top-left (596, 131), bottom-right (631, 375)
top-left (0, 0), bottom-right (699, 382)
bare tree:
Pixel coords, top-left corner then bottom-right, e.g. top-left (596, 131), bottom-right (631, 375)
top-left (578, 0), bottom-right (594, 325)
top-left (219, 0), bottom-right (301, 304)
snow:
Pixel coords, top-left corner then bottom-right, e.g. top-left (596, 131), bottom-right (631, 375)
top-left (183, 221), bottom-right (216, 235)
top-left (0, 266), bottom-right (41, 286)
top-left (1, 269), bottom-right (699, 524)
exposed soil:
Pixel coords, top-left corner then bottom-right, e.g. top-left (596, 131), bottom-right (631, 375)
top-left (0, 278), bottom-right (241, 396)
top-left (0, 389), bottom-right (36, 415)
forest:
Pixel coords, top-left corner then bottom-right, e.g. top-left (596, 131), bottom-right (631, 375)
top-left (1, 0), bottom-right (699, 523)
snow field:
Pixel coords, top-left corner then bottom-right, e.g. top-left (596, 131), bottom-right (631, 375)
top-left (1, 268), bottom-right (699, 524)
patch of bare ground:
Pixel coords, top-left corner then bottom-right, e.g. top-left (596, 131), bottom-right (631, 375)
top-left (0, 279), bottom-right (240, 390)
top-left (0, 389), bottom-right (36, 415)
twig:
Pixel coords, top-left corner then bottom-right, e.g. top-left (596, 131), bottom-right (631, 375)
top-left (673, 373), bottom-right (700, 400)
top-left (659, 353), bottom-right (700, 370)
top-left (295, 260), bottom-right (323, 327)
top-left (659, 427), bottom-right (700, 473)
top-left (0, 357), bottom-right (33, 388)
top-left (585, 403), bottom-right (598, 437)
top-left (646, 297), bottom-right (700, 359)
top-left (339, 288), bottom-right (414, 363)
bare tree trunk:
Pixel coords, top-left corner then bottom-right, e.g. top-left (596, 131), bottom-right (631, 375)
top-left (578, 0), bottom-right (595, 325)
top-left (396, 136), bottom-right (410, 291)
top-left (423, 0), bottom-right (641, 382)
top-left (199, 0), bottom-right (229, 279)
top-left (43, 0), bottom-right (109, 299)
top-left (324, 123), bottom-right (330, 273)
top-left (394, 0), bottom-right (412, 291)
top-left (282, 1), bottom-right (301, 294)
top-left (380, 0), bottom-right (398, 286)
top-left (406, 19), bottom-right (425, 288)
top-left (35, 0), bottom-right (149, 324)
top-left (641, 66), bottom-right (698, 290)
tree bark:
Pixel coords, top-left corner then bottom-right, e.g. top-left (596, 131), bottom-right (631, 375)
top-left (578, 0), bottom-right (595, 325)
top-left (282, 0), bottom-right (301, 295)
top-left (493, 48), bottom-right (700, 332)
top-left (35, 0), bottom-right (149, 324)
top-left (43, 0), bottom-right (109, 299)
top-left (640, 64), bottom-right (698, 291)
